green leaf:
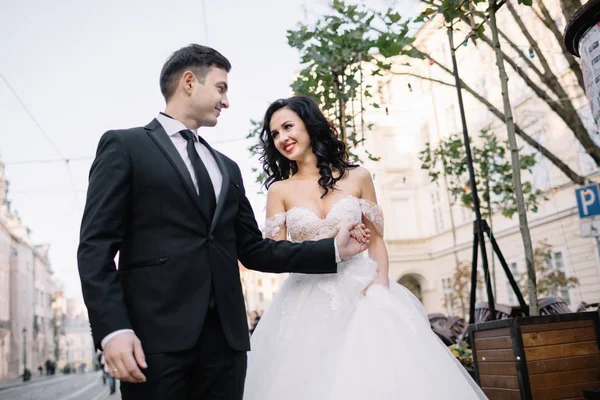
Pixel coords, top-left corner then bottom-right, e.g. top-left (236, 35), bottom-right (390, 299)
top-left (388, 12), bottom-right (402, 23)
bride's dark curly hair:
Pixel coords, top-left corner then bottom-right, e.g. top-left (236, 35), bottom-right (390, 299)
top-left (258, 95), bottom-right (357, 197)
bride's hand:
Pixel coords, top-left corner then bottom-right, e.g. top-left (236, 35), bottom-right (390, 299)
top-left (334, 222), bottom-right (371, 260)
top-left (362, 275), bottom-right (390, 296)
top-left (349, 224), bottom-right (369, 243)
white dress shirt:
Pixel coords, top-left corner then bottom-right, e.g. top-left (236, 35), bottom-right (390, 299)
top-left (156, 112), bottom-right (223, 199)
top-left (101, 113), bottom-right (341, 349)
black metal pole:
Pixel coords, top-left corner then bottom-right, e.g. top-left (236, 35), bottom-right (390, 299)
top-left (447, 26), bottom-right (496, 320)
top-left (22, 328), bottom-right (27, 381)
top-left (469, 229), bottom-right (479, 324)
top-left (485, 222), bottom-right (529, 315)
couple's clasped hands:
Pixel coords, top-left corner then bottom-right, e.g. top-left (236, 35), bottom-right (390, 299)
top-left (333, 221), bottom-right (371, 260)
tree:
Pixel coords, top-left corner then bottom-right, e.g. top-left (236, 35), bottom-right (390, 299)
top-left (418, 0), bottom-right (562, 317)
top-left (247, 0), bottom-right (421, 182)
top-left (285, 0), bottom-right (419, 162)
top-left (413, 0), bottom-right (546, 313)
top-left (419, 129), bottom-right (545, 220)
top-left (487, 0), bottom-right (539, 315)
top-left (444, 260), bottom-right (483, 319)
top-left (519, 240), bottom-right (579, 298)
top-left (246, 119), bottom-right (267, 187)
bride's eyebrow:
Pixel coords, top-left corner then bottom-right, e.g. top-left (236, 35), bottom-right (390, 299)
top-left (271, 120), bottom-right (293, 134)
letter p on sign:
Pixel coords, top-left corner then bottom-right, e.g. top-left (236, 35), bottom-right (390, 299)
top-left (576, 184), bottom-right (600, 219)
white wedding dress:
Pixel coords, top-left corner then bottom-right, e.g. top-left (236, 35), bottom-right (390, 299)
top-left (243, 195), bottom-right (487, 399)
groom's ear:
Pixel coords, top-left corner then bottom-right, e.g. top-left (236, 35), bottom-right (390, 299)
top-left (181, 71), bottom-right (196, 93)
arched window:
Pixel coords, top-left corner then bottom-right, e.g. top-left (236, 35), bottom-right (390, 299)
top-left (398, 275), bottom-right (422, 302)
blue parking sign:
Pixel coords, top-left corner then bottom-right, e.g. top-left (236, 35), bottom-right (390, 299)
top-left (576, 183), bottom-right (600, 219)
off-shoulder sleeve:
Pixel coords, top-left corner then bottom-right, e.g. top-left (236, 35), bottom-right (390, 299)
top-left (358, 199), bottom-right (384, 236)
top-left (263, 212), bottom-right (286, 239)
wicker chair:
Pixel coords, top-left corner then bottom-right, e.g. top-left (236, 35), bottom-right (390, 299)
top-left (538, 296), bottom-right (572, 315)
top-left (428, 314), bottom-right (467, 345)
top-left (576, 302), bottom-right (600, 313)
top-left (474, 302), bottom-right (513, 323)
top-left (427, 314), bottom-right (453, 345)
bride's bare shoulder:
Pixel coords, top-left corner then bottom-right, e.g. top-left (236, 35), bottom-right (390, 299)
top-left (266, 180), bottom-right (295, 201)
top-left (346, 166), bottom-right (372, 183)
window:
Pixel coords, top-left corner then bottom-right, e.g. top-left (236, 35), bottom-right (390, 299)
top-left (442, 278), bottom-right (454, 316)
top-left (527, 130), bottom-right (552, 191)
top-left (506, 262), bottom-right (519, 305)
top-left (399, 275), bottom-right (422, 302)
top-left (579, 147), bottom-right (598, 176)
top-left (432, 190), bottom-right (445, 233)
top-left (257, 279), bottom-right (262, 287)
top-left (460, 205), bottom-right (472, 224)
top-left (546, 250), bottom-right (572, 305)
top-left (271, 277), bottom-right (276, 286)
top-left (258, 292), bottom-right (264, 302)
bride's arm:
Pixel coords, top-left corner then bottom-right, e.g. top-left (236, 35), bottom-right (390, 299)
top-left (263, 182), bottom-right (287, 241)
top-left (358, 168), bottom-right (390, 288)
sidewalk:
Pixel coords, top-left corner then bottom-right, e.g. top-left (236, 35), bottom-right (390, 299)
top-left (0, 373), bottom-right (56, 391)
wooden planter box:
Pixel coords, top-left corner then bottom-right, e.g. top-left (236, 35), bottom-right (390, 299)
top-left (469, 312), bottom-right (600, 399)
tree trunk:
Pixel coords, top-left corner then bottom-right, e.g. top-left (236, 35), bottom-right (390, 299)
top-left (488, 0), bottom-right (539, 315)
top-left (560, 0), bottom-right (583, 21)
top-left (339, 97), bottom-right (347, 142)
top-left (484, 174), bottom-right (498, 296)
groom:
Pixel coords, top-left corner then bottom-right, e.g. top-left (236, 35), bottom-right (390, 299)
top-left (77, 44), bottom-right (370, 400)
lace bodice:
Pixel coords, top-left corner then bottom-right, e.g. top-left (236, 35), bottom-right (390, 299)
top-left (263, 195), bottom-right (384, 242)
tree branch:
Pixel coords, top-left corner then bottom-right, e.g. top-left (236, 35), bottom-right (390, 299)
top-left (464, 8), bottom-right (600, 165)
top-left (534, 0), bottom-right (585, 91)
top-left (392, 72), bottom-right (456, 87)
top-left (506, 0), bottom-right (554, 77)
top-left (479, 34), bottom-right (562, 105)
top-left (459, 13), bottom-right (549, 95)
top-left (393, 50), bottom-right (587, 184)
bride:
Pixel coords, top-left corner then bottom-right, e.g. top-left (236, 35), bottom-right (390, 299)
top-left (243, 95), bottom-right (487, 399)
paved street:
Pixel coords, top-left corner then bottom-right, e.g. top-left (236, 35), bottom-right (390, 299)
top-left (0, 371), bottom-right (120, 400)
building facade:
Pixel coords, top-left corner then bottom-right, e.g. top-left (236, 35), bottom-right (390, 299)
top-left (57, 313), bottom-right (94, 372)
top-left (0, 162), bottom-right (56, 378)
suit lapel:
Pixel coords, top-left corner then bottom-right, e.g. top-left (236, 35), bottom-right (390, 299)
top-left (145, 119), bottom-right (211, 224)
top-left (204, 146), bottom-right (230, 233)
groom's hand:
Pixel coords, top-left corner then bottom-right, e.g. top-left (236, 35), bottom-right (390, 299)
top-left (335, 221), bottom-right (371, 260)
top-left (104, 332), bottom-right (147, 383)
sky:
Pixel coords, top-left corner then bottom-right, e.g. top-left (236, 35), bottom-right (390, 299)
top-left (0, 0), bottom-right (411, 299)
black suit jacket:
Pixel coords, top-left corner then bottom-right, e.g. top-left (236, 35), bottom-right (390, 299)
top-left (77, 119), bottom-right (337, 354)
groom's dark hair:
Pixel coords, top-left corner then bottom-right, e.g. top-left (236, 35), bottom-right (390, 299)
top-left (160, 44), bottom-right (231, 102)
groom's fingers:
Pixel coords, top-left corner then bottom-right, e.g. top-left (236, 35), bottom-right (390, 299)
top-left (133, 337), bottom-right (148, 369)
top-left (121, 350), bottom-right (146, 383)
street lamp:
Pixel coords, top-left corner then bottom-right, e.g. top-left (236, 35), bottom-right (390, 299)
top-left (22, 328), bottom-right (28, 382)
top-left (66, 339), bottom-right (71, 373)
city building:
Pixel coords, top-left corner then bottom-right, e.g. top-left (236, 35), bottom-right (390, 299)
top-left (0, 161), bottom-right (56, 378)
